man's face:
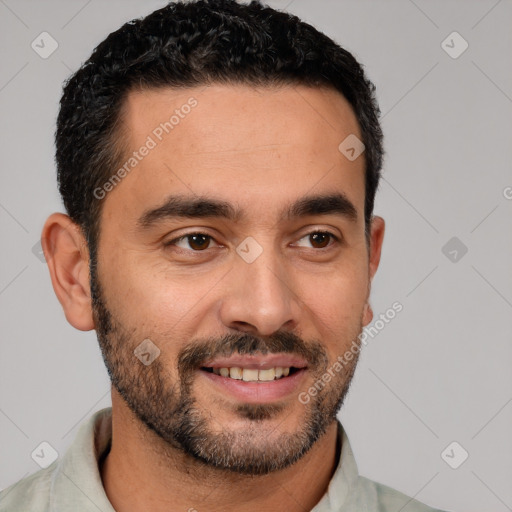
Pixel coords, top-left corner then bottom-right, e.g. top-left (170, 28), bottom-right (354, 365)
top-left (91, 84), bottom-right (380, 474)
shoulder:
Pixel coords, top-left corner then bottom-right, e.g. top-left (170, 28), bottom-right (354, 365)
top-left (0, 407), bottom-right (113, 512)
top-left (331, 423), bottom-right (448, 512)
top-left (0, 463), bottom-right (55, 512)
top-left (357, 475), bottom-right (448, 512)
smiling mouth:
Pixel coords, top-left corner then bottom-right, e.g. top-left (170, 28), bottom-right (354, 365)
top-left (200, 366), bottom-right (303, 382)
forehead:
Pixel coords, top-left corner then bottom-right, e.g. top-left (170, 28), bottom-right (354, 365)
top-left (123, 83), bottom-right (361, 154)
top-left (103, 83), bottom-right (365, 226)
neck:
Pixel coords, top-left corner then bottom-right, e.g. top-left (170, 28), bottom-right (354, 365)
top-left (100, 390), bottom-right (340, 512)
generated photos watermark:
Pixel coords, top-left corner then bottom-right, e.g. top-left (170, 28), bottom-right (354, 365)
top-left (93, 97), bottom-right (198, 200)
top-left (298, 301), bottom-right (403, 404)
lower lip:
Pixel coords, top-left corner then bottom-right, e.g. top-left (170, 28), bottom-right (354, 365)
top-left (199, 369), bottom-right (307, 403)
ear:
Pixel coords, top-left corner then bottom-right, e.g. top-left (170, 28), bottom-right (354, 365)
top-left (362, 215), bottom-right (385, 326)
top-left (41, 213), bottom-right (94, 331)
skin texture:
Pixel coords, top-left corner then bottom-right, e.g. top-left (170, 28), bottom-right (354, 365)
top-left (42, 84), bottom-right (385, 512)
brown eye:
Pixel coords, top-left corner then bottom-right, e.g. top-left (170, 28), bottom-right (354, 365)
top-left (167, 233), bottom-right (219, 251)
top-left (184, 234), bottom-right (211, 250)
top-left (309, 232), bottom-right (331, 249)
top-left (295, 231), bottom-right (339, 249)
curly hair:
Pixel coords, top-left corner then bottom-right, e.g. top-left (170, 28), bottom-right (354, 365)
top-left (55, 0), bottom-right (383, 257)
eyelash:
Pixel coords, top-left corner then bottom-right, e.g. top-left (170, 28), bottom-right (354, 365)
top-left (164, 230), bottom-right (341, 251)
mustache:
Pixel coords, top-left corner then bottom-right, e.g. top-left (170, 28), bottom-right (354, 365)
top-left (178, 331), bottom-right (327, 375)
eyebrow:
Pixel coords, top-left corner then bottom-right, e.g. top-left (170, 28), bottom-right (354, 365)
top-left (137, 192), bottom-right (358, 229)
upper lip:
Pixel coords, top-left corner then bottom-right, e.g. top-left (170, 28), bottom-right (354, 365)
top-left (202, 353), bottom-right (308, 370)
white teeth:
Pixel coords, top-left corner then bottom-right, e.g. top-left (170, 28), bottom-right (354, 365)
top-left (212, 366), bottom-right (293, 381)
top-left (242, 369), bottom-right (259, 382)
top-left (258, 368), bottom-right (276, 381)
top-left (229, 367), bottom-right (243, 380)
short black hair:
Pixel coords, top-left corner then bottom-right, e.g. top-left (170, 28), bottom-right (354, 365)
top-left (56, 0), bottom-right (383, 257)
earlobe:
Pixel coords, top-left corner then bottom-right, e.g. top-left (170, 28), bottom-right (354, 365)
top-left (362, 302), bottom-right (373, 326)
top-left (42, 213), bottom-right (95, 331)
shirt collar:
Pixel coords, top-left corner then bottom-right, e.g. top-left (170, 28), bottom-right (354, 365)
top-left (311, 420), bottom-right (367, 511)
top-left (50, 407), bottom-right (115, 512)
top-left (50, 407), bottom-right (365, 512)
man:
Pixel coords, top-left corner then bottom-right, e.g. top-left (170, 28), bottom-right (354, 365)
top-left (0, 1), bottom-right (446, 511)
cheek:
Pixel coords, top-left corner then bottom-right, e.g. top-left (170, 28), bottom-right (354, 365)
top-left (105, 254), bottom-right (219, 336)
top-left (297, 263), bottom-right (368, 350)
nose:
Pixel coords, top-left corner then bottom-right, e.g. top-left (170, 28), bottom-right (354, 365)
top-left (219, 242), bottom-right (301, 336)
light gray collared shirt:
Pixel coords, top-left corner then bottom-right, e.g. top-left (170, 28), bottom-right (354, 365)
top-left (0, 407), bottom-right (445, 511)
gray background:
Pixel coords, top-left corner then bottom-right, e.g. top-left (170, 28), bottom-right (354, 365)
top-left (1, 1), bottom-right (511, 511)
